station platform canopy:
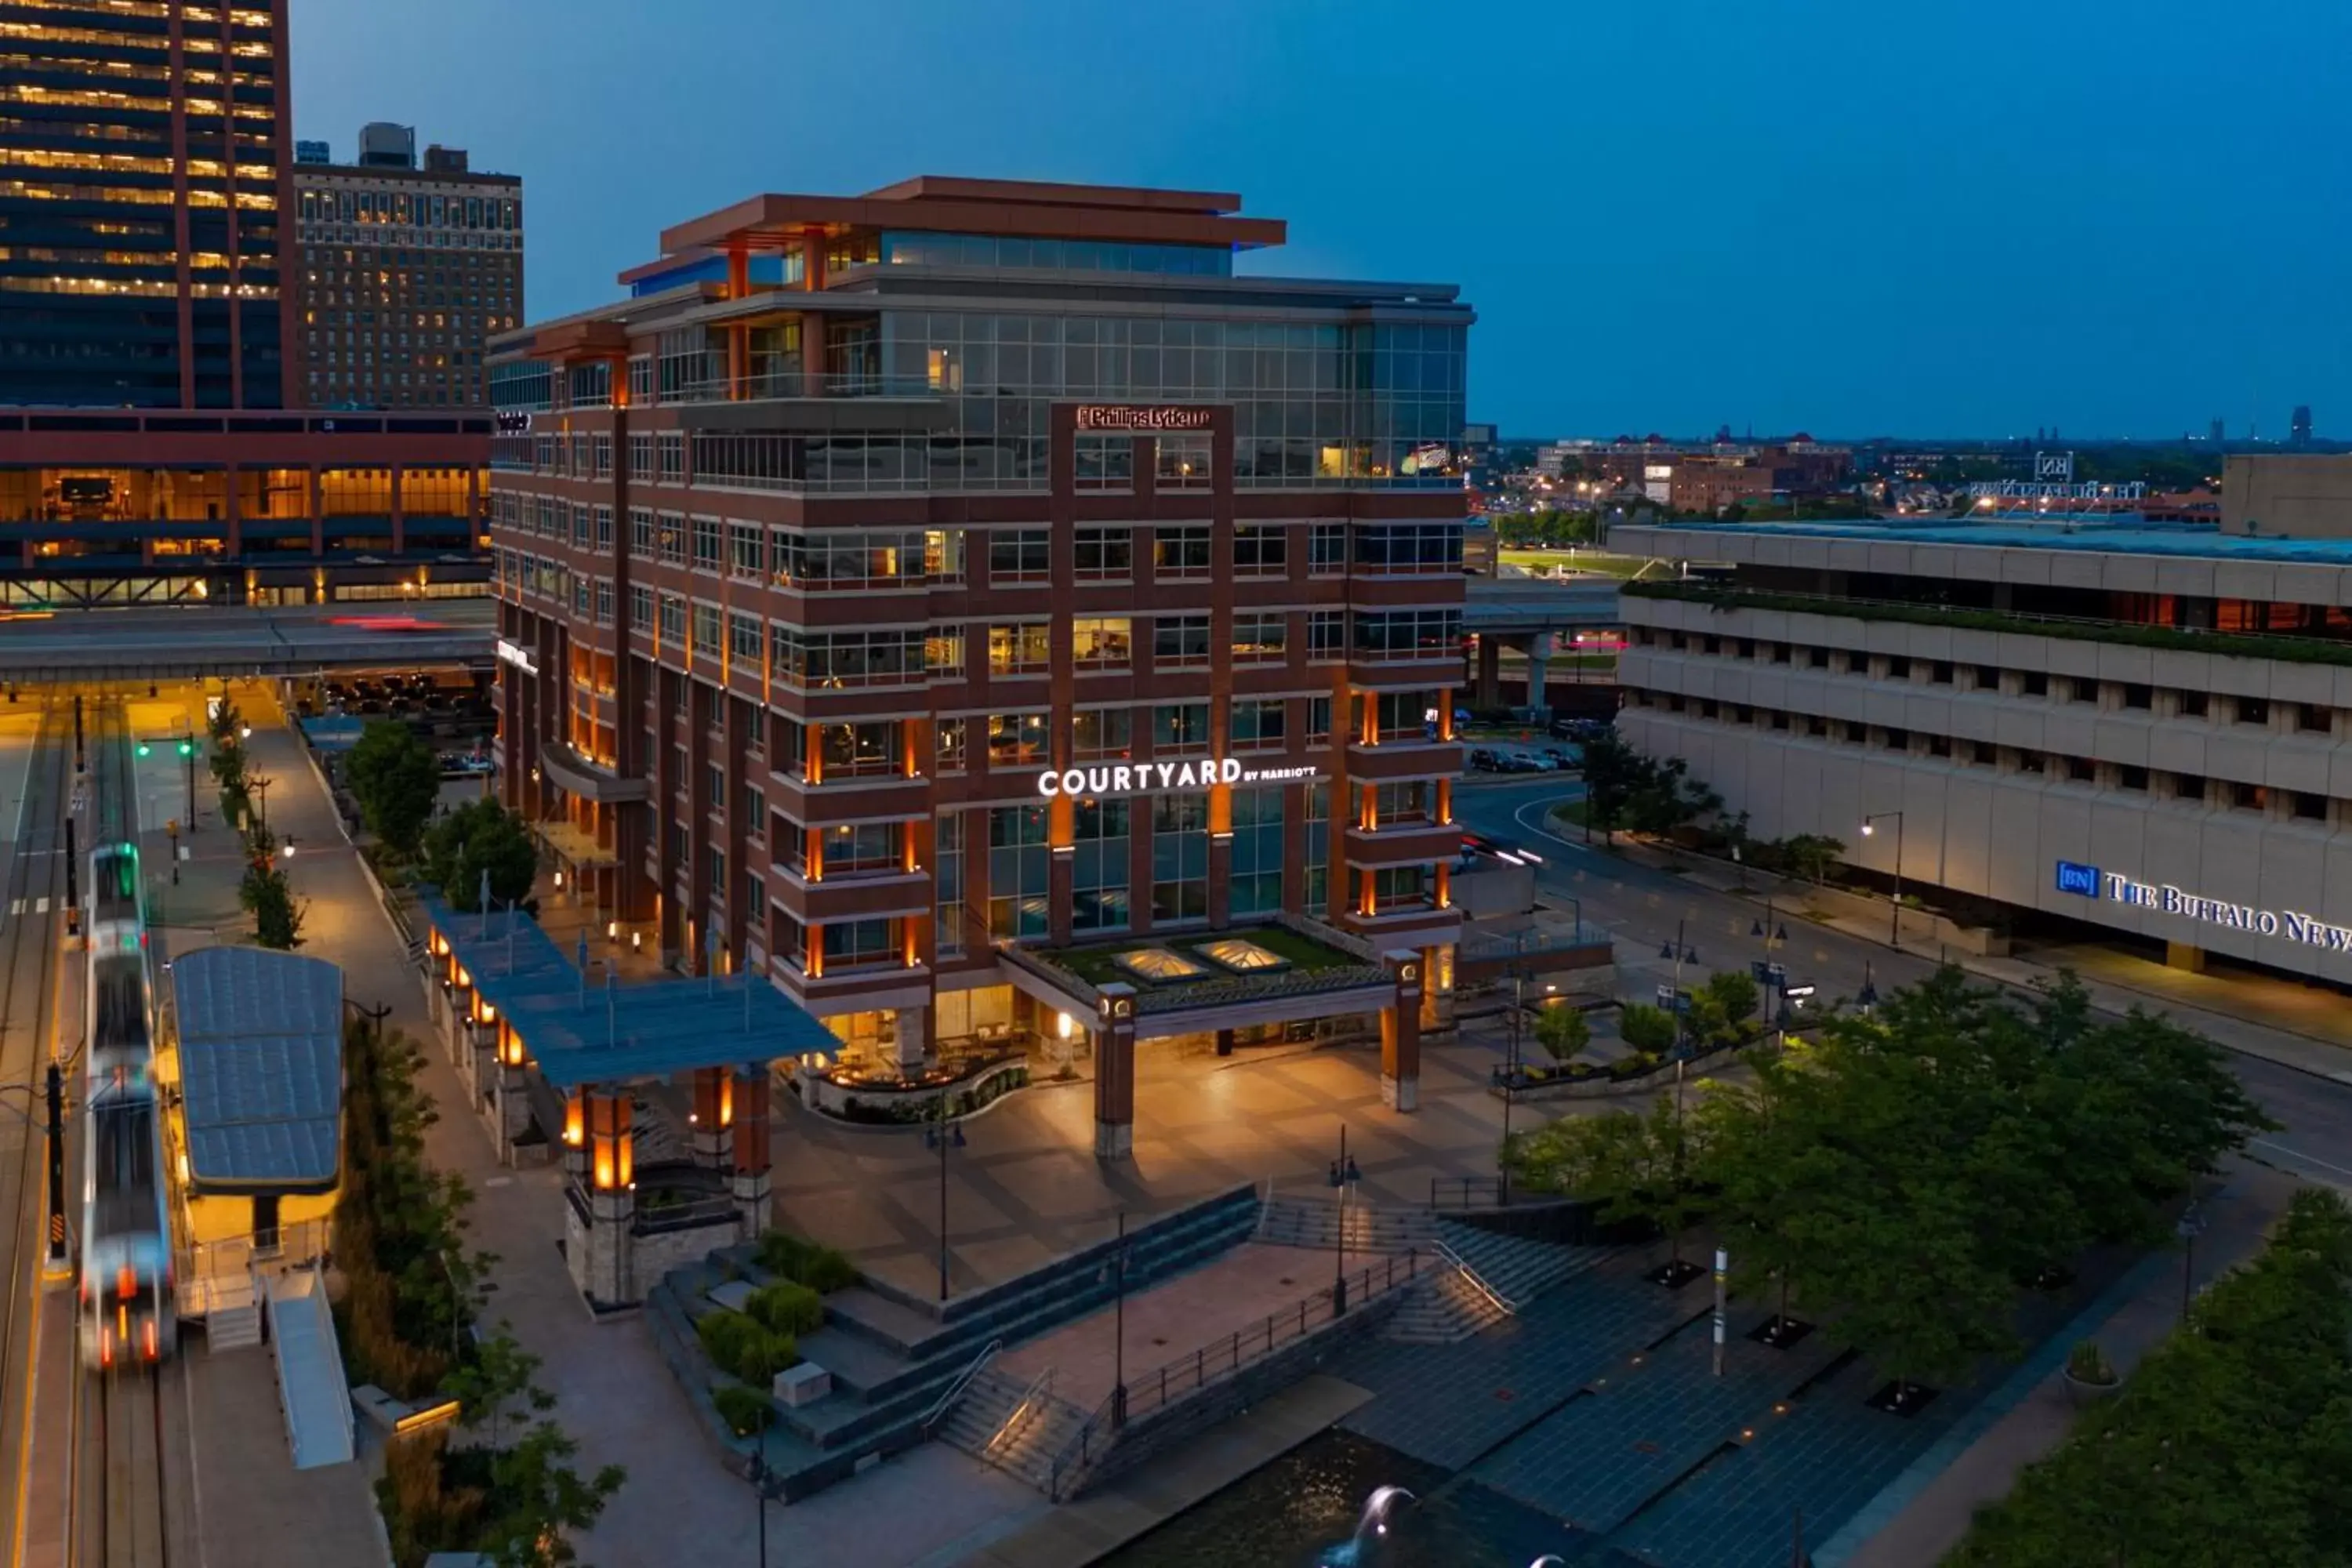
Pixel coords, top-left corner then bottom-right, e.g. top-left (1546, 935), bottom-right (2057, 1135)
top-left (171, 946), bottom-right (344, 1195)
top-left (415, 891), bottom-right (839, 1087)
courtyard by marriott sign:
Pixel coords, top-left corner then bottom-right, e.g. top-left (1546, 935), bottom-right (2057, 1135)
top-left (1073, 404), bottom-right (1214, 431)
top-left (1038, 757), bottom-right (1318, 800)
top-left (2055, 859), bottom-right (2352, 952)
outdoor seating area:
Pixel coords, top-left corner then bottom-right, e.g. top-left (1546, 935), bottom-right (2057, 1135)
top-left (412, 889), bottom-right (841, 1308)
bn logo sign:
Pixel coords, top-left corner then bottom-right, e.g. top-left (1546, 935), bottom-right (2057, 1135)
top-left (2054, 860), bottom-right (2101, 898)
top-left (2034, 451), bottom-right (2075, 482)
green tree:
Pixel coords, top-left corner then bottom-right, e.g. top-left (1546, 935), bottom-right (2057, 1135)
top-left (1534, 1004), bottom-right (1592, 1064)
top-left (240, 857), bottom-right (304, 949)
top-left (476, 1421), bottom-right (627, 1568)
top-left (1506, 1092), bottom-right (1709, 1267)
top-left (1779, 833), bottom-right (1845, 884)
top-left (1616, 1001), bottom-right (1679, 1058)
top-left (1690, 970), bottom-right (1759, 1046)
top-left (423, 797), bottom-right (539, 910)
top-left (1577, 731), bottom-right (1644, 839)
top-left (205, 695), bottom-right (242, 744)
top-left (347, 720), bottom-right (443, 858)
top-left (446, 1332), bottom-right (556, 1454)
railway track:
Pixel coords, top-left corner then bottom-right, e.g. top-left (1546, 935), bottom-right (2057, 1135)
top-left (0, 699), bottom-right (67, 1562)
top-left (69, 693), bottom-right (176, 1568)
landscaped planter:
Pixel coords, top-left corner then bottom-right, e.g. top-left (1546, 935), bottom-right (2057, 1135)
top-left (798, 1054), bottom-right (1029, 1125)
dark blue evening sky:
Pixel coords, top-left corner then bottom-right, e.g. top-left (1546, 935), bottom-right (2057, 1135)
top-left (291, 0), bottom-right (2351, 442)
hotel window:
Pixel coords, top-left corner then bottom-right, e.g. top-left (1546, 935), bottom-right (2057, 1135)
top-left (630, 586), bottom-right (652, 629)
top-left (657, 593), bottom-right (685, 648)
top-left (1303, 782), bottom-right (1330, 914)
top-left (691, 604), bottom-right (721, 658)
top-left (2124, 683), bottom-right (2154, 710)
top-left (742, 781), bottom-right (765, 830)
top-left (1152, 526), bottom-right (1212, 579)
top-left (2020, 671), bottom-right (2049, 697)
top-left (1230, 786), bottom-right (1285, 916)
top-left (2233, 781), bottom-right (2267, 811)
top-left (1073, 618), bottom-right (1132, 670)
top-left (1153, 615), bottom-right (1210, 668)
top-left (729, 522), bottom-right (761, 579)
top-left (935, 812), bottom-right (966, 957)
top-left (1351, 609), bottom-right (1461, 659)
top-left (657, 433), bottom-right (684, 482)
top-left (1367, 780), bottom-right (1434, 826)
top-left (1308, 612), bottom-right (1345, 662)
top-left (1367, 863), bottom-right (1430, 913)
top-left (1809, 647), bottom-right (1831, 670)
top-left (2068, 677), bottom-right (2098, 704)
top-left (2295, 791), bottom-right (2328, 822)
top-left (1071, 800), bottom-right (1131, 933)
top-left (1352, 521), bottom-right (1462, 573)
top-left (1886, 656), bottom-right (1911, 680)
top-left (987, 622), bottom-right (1051, 677)
top-left (1156, 434), bottom-right (1211, 490)
top-left (629, 355), bottom-right (654, 403)
top-left (1306, 696), bottom-right (1333, 745)
top-left (595, 580), bottom-right (614, 626)
top-left (2065, 756), bottom-right (2095, 782)
top-left (926, 625), bottom-right (966, 678)
top-left (728, 612), bottom-right (761, 663)
top-left (571, 506), bottom-right (592, 548)
top-left (2299, 702), bottom-right (2333, 734)
top-left (1073, 708), bottom-right (1133, 761)
top-left (1153, 703), bottom-right (1211, 756)
top-left (1074, 527), bottom-right (1130, 581)
top-left (1370, 690), bottom-right (1431, 742)
top-left (657, 514), bottom-right (686, 565)
top-left (938, 718), bottom-right (967, 772)
top-left (2179, 689), bottom-right (2209, 717)
top-left (988, 806), bottom-right (1050, 939)
top-left (1232, 612), bottom-right (1287, 662)
top-left (800, 629), bottom-right (924, 688)
top-left (706, 764), bottom-right (726, 811)
top-left (691, 516), bottom-right (720, 570)
top-left (822, 918), bottom-right (900, 969)
top-left (2172, 771), bottom-right (2208, 803)
top-left (1232, 524), bottom-right (1287, 575)
top-left (2118, 764), bottom-right (2150, 791)
top-left (595, 506), bottom-right (615, 550)
top-left (813, 720), bottom-right (902, 779)
top-left (987, 529), bottom-right (1050, 585)
top-left (1150, 796), bottom-right (1209, 923)
top-left (2016, 751), bottom-right (2047, 775)
top-left (1308, 523), bottom-right (1346, 575)
top-left (924, 528), bottom-right (964, 583)
top-left (592, 434), bottom-right (612, 478)
top-left (1231, 699), bottom-right (1286, 750)
top-left (743, 872), bottom-right (766, 924)
top-left (985, 712), bottom-right (1049, 767)
top-left (821, 821), bottom-right (905, 877)
top-left (2236, 696), bottom-right (2269, 726)
top-left (1073, 434), bottom-right (1134, 492)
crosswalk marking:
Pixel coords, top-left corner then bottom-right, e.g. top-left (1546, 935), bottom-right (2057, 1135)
top-left (32, 896), bottom-right (47, 915)
top-left (5, 898), bottom-right (17, 916)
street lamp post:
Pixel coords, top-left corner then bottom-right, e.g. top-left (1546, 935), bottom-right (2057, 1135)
top-left (1328, 1125), bottom-right (1362, 1313)
top-left (1501, 965), bottom-right (1523, 1203)
top-left (1859, 811), bottom-right (1906, 948)
top-left (924, 1088), bottom-right (966, 1303)
top-left (1658, 920), bottom-right (1698, 1056)
top-left (1857, 960), bottom-right (1878, 1014)
top-left (2176, 1200), bottom-right (2205, 1325)
top-left (1751, 902), bottom-right (1790, 1025)
top-left (1109, 1209), bottom-right (1129, 1428)
top-left (252, 773), bottom-right (273, 833)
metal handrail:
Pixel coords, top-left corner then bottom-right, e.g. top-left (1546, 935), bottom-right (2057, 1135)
top-left (920, 1338), bottom-right (1004, 1436)
top-left (987, 1367), bottom-right (1056, 1456)
top-left (1429, 1175), bottom-right (1505, 1210)
top-left (1428, 1238), bottom-right (1516, 1317)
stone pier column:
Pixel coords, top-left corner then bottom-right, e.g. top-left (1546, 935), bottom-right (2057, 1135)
top-left (1476, 636), bottom-right (1502, 710)
top-left (570, 1088), bottom-right (637, 1306)
top-left (1094, 983), bottom-right (1138, 1161)
top-left (690, 1066), bottom-right (730, 1167)
top-left (731, 1064), bottom-right (773, 1238)
top-left (494, 1019), bottom-right (530, 1163)
top-left (561, 1087), bottom-right (588, 1186)
top-left (1526, 632), bottom-right (1554, 717)
top-left (1381, 949), bottom-right (1425, 1112)
top-left (893, 1002), bottom-right (930, 1073)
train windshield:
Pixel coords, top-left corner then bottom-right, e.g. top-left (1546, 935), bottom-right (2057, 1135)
top-left (93, 848), bottom-right (140, 924)
top-left (89, 956), bottom-right (149, 1059)
top-left (89, 1100), bottom-right (158, 1244)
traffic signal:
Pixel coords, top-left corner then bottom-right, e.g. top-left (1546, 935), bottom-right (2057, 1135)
top-left (136, 742), bottom-right (151, 758)
top-left (176, 740), bottom-right (194, 758)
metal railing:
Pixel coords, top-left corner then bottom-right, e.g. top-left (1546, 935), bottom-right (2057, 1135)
top-left (986, 1367), bottom-right (1057, 1457)
top-left (1428, 1238), bottom-right (1515, 1317)
top-left (920, 1338), bottom-right (1004, 1437)
top-left (1045, 1250), bottom-right (1420, 1500)
top-left (1428, 1175), bottom-right (1507, 1210)
top-left (177, 1217), bottom-right (332, 1317)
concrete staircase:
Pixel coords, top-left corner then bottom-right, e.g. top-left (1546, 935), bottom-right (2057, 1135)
top-left (1254, 1195), bottom-right (1435, 1254)
top-left (1383, 1221), bottom-right (1612, 1345)
top-left (646, 1184), bottom-right (1265, 1503)
top-left (931, 1367), bottom-right (1090, 1493)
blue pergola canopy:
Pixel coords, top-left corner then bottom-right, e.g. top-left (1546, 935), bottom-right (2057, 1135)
top-left (172, 946), bottom-right (344, 1193)
top-left (415, 891), bottom-right (840, 1089)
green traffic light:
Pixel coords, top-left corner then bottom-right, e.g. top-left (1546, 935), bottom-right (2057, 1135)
top-left (136, 743), bottom-right (151, 757)
top-left (177, 741), bottom-right (194, 757)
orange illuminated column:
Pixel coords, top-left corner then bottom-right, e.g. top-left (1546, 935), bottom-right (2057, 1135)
top-left (1380, 949), bottom-right (1423, 1112)
top-left (731, 1063), bottom-right (773, 1237)
top-left (1093, 984), bottom-right (1138, 1161)
top-left (561, 1088), bottom-right (587, 1183)
top-left (588, 1091), bottom-right (633, 1192)
top-left (1047, 792), bottom-right (1076, 947)
top-left (691, 1066), bottom-right (729, 1167)
top-left (1437, 776), bottom-right (1453, 826)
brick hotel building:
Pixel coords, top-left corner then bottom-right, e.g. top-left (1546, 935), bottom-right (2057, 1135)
top-left (487, 177), bottom-right (1472, 1102)
top-left (0, 2), bottom-right (489, 607)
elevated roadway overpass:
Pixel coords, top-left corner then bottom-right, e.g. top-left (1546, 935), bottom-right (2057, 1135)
top-left (1464, 575), bottom-right (1621, 711)
top-left (0, 599), bottom-right (495, 682)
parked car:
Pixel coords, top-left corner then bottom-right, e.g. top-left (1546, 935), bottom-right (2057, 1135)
top-left (1467, 747), bottom-right (1501, 772)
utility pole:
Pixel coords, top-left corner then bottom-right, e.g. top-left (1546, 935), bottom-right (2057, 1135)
top-left (44, 1063), bottom-right (64, 1269)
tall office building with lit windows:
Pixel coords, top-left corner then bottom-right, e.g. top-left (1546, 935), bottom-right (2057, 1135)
top-left (0, 2), bottom-right (492, 608)
top-left (488, 178), bottom-right (1473, 1132)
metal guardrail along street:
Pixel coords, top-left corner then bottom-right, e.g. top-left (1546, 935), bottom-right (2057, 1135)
top-left (1046, 1249), bottom-right (1420, 1500)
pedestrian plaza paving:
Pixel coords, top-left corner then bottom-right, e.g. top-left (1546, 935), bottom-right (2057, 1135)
top-left (1316, 1231), bottom-right (2149, 1566)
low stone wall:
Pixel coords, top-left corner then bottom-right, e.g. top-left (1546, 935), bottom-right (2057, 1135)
top-left (797, 1055), bottom-right (1029, 1125)
top-left (1073, 1286), bottom-right (1404, 1496)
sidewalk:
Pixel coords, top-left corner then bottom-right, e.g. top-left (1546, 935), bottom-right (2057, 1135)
top-left (1820, 1160), bottom-right (2301, 1567)
top-left (1604, 835), bottom-right (2352, 1083)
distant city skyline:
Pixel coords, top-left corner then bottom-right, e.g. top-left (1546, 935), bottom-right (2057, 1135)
top-left (291, 0), bottom-right (2352, 438)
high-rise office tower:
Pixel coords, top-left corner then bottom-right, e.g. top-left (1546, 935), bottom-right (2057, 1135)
top-left (2291, 405), bottom-right (2314, 447)
top-left (0, 0), bottom-right (296, 408)
top-left (292, 132), bottom-right (524, 409)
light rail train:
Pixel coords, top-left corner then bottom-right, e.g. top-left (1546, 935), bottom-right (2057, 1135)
top-left (81, 842), bottom-right (175, 1368)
